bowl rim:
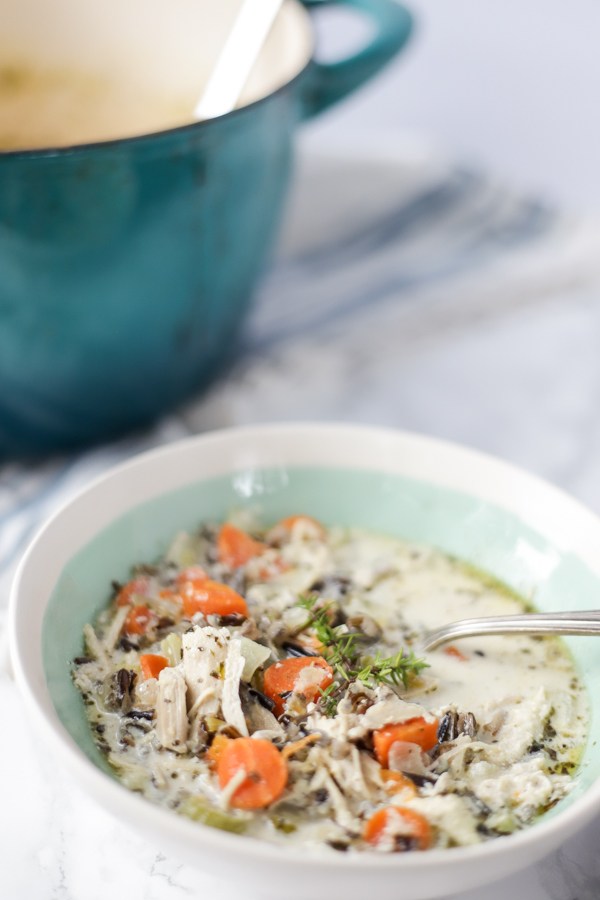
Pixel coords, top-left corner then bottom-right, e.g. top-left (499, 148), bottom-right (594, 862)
top-left (9, 421), bottom-right (600, 872)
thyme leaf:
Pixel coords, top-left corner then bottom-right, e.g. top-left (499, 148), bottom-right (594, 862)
top-left (296, 594), bottom-right (428, 716)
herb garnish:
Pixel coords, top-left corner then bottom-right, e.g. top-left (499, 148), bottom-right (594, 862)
top-left (296, 595), bottom-right (428, 716)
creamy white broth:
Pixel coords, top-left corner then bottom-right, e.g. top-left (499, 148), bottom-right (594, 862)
top-left (0, 63), bottom-right (193, 150)
top-left (331, 531), bottom-right (581, 713)
top-left (73, 519), bottom-right (587, 852)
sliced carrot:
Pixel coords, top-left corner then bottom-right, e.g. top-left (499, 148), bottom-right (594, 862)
top-left (373, 717), bottom-right (439, 767)
top-left (207, 734), bottom-right (231, 769)
top-left (282, 733), bottom-right (321, 760)
top-left (217, 737), bottom-right (288, 809)
top-left (176, 565), bottom-right (208, 589)
top-left (116, 577), bottom-right (150, 607)
top-left (444, 645), bottom-right (468, 662)
top-left (158, 588), bottom-right (182, 603)
top-left (217, 523), bottom-right (267, 569)
top-left (181, 580), bottom-right (248, 619)
top-left (263, 657), bottom-right (333, 716)
top-left (363, 807), bottom-right (431, 850)
top-left (174, 566), bottom-right (209, 610)
top-left (380, 770), bottom-right (418, 797)
top-left (266, 515), bottom-right (326, 545)
top-left (296, 633), bottom-right (325, 654)
top-left (140, 654), bottom-right (169, 680)
top-left (255, 555), bottom-right (292, 581)
top-left (124, 604), bottom-right (156, 636)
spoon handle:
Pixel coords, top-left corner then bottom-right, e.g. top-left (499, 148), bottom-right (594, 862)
top-left (423, 611), bottom-right (600, 651)
top-left (195, 0), bottom-right (284, 120)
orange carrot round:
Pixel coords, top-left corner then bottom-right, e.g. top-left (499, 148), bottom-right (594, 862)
top-left (263, 656), bottom-right (333, 715)
top-left (181, 580), bottom-right (248, 619)
top-left (364, 807), bottom-right (431, 850)
top-left (176, 566), bottom-right (208, 589)
top-left (140, 654), bottom-right (169, 680)
top-left (158, 588), bottom-right (182, 603)
top-left (124, 604), bottom-right (156, 636)
top-left (373, 717), bottom-right (439, 767)
top-left (296, 633), bottom-right (325, 654)
top-left (380, 770), bottom-right (418, 797)
top-left (116, 577), bottom-right (150, 607)
top-left (217, 738), bottom-right (288, 809)
top-left (217, 523), bottom-right (267, 569)
top-left (255, 555), bottom-right (291, 582)
top-left (444, 645), bottom-right (468, 661)
top-left (207, 734), bottom-right (231, 769)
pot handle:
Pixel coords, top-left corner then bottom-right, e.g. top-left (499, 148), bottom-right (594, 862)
top-left (299, 0), bottom-right (413, 119)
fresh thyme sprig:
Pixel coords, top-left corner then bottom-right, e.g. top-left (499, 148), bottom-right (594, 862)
top-left (319, 682), bottom-right (342, 718)
top-left (296, 594), bottom-right (428, 716)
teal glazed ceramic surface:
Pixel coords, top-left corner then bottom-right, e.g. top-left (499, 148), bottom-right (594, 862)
top-left (43, 464), bottom-right (599, 815)
top-left (0, 0), bottom-right (412, 457)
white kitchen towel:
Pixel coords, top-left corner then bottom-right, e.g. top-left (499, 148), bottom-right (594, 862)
top-left (1, 147), bottom-right (599, 616)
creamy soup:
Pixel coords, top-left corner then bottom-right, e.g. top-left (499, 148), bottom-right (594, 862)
top-left (0, 63), bottom-right (193, 150)
top-left (73, 515), bottom-right (588, 853)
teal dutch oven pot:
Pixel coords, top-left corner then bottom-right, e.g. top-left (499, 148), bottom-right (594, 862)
top-left (0, 0), bottom-right (412, 456)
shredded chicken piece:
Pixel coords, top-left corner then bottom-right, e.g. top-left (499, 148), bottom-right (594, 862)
top-left (83, 623), bottom-right (109, 669)
top-left (222, 639), bottom-right (248, 737)
top-left (188, 686), bottom-right (219, 719)
top-left (182, 626), bottom-right (229, 714)
top-left (156, 665), bottom-right (188, 753)
top-left (350, 693), bottom-right (437, 739)
top-left (103, 605), bottom-right (129, 653)
top-left (219, 768), bottom-right (247, 809)
top-left (251, 728), bottom-right (285, 741)
top-left (324, 745), bottom-right (372, 801)
top-left (294, 664), bottom-right (330, 696)
top-left (388, 741), bottom-right (435, 777)
top-left (282, 734), bottom-right (321, 760)
top-left (151, 760), bottom-right (169, 790)
top-left (322, 773), bottom-right (361, 833)
top-left (350, 746), bottom-right (370, 796)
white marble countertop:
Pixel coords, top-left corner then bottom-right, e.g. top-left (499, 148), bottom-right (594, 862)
top-left (304, 0), bottom-right (600, 213)
top-left (3, 148), bottom-right (600, 899)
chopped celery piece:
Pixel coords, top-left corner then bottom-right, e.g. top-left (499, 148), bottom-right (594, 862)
top-left (271, 814), bottom-right (297, 834)
top-left (238, 637), bottom-right (271, 682)
top-left (165, 531), bottom-right (197, 567)
top-left (487, 812), bottom-right (517, 834)
top-left (205, 716), bottom-right (226, 732)
top-left (161, 633), bottom-right (182, 667)
top-left (228, 507), bottom-right (262, 533)
top-left (180, 796), bottom-right (249, 834)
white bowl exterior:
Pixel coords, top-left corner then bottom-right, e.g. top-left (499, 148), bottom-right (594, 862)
top-left (10, 423), bottom-right (600, 900)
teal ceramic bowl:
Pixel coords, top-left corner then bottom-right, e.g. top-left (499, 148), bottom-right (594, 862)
top-left (8, 423), bottom-right (600, 900)
top-left (0, 0), bottom-right (412, 456)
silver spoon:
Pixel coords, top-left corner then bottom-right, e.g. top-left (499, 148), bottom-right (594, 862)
top-left (423, 610), bottom-right (600, 652)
